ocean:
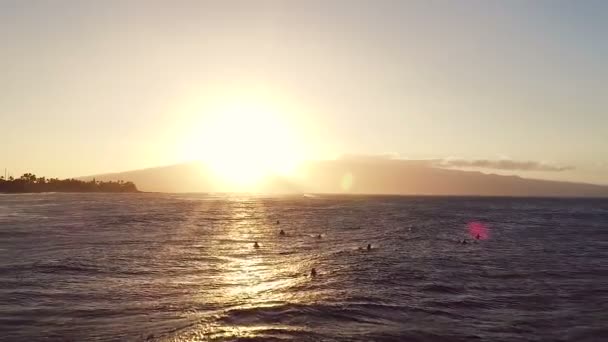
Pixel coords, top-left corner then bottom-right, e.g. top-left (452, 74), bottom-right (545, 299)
top-left (0, 193), bottom-right (606, 342)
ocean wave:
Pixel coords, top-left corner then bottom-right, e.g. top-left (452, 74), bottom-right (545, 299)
top-left (1, 194), bottom-right (606, 341)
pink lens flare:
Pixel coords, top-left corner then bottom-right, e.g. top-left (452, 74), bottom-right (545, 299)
top-left (467, 221), bottom-right (490, 240)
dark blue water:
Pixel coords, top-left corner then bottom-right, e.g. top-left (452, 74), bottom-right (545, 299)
top-left (1, 193), bottom-right (607, 341)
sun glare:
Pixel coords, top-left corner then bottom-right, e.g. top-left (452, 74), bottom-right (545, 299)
top-left (186, 99), bottom-right (306, 189)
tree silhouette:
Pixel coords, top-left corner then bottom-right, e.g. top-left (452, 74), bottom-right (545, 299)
top-left (0, 173), bottom-right (138, 193)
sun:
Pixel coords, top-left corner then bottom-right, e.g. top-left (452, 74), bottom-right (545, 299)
top-left (189, 100), bottom-right (305, 189)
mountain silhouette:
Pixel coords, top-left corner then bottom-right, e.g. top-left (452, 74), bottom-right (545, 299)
top-left (81, 159), bottom-right (608, 197)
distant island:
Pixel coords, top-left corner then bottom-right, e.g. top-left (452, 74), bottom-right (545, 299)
top-left (82, 160), bottom-right (608, 197)
top-left (0, 173), bottom-right (138, 193)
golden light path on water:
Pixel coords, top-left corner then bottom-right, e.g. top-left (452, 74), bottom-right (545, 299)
top-left (168, 196), bottom-right (322, 342)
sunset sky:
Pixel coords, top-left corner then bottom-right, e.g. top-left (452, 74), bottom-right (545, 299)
top-left (1, 0), bottom-right (607, 185)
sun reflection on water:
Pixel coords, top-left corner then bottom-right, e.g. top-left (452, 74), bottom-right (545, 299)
top-left (219, 200), bottom-right (307, 304)
top-left (173, 197), bottom-right (320, 341)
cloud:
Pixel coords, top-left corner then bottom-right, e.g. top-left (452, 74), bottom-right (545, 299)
top-left (438, 158), bottom-right (574, 172)
top-left (334, 154), bottom-right (574, 172)
top-left (338, 154), bottom-right (441, 167)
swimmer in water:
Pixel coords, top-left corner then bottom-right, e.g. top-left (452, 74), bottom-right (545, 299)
top-left (254, 241), bottom-right (260, 248)
top-left (461, 239), bottom-right (467, 244)
top-left (316, 234), bottom-right (322, 239)
top-left (475, 234), bottom-right (481, 240)
top-left (310, 268), bottom-right (317, 277)
top-left (367, 244), bottom-right (372, 251)
top-left (276, 220), bottom-right (280, 225)
top-left (279, 229), bottom-right (285, 236)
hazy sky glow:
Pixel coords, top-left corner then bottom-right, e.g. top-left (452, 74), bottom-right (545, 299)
top-left (1, 0), bottom-right (607, 184)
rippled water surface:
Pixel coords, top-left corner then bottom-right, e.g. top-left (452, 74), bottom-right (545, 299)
top-left (1, 193), bottom-right (607, 341)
